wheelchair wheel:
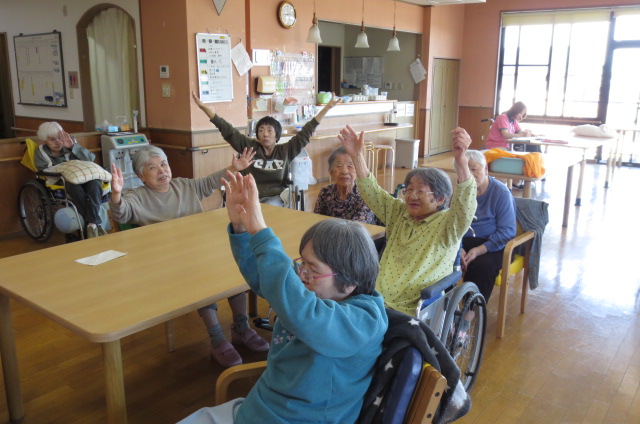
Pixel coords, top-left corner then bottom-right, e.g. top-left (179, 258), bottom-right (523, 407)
top-left (440, 282), bottom-right (487, 392)
top-left (17, 180), bottom-right (55, 242)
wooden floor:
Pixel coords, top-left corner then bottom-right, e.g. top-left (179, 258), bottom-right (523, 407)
top-left (1, 155), bottom-right (639, 423)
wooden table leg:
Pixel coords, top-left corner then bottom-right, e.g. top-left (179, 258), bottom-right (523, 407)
top-left (563, 165), bottom-right (574, 228)
top-left (0, 295), bottom-right (25, 424)
top-left (523, 181), bottom-right (532, 198)
top-left (575, 158), bottom-right (585, 206)
top-left (103, 340), bottom-right (127, 424)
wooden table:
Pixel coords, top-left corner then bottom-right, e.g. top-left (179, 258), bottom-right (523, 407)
top-left (510, 133), bottom-right (617, 200)
top-left (0, 205), bottom-right (385, 424)
top-left (423, 153), bottom-right (583, 227)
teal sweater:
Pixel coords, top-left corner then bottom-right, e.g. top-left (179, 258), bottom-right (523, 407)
top-left (229, 226), bottom-right (388, 424)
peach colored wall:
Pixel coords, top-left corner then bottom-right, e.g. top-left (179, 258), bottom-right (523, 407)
top-left (424, 5), bottom-right (466, 107)
top-left (187, 0), bottom-right (248, 129)
top-left (140, 0), bottom-right (191, 130)
top-left (460, 0), bottom-right (640, 108)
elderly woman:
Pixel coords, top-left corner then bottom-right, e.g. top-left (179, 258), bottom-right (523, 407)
top-left (109, 145), bottom-right (268, 368)
top-left (456, 150), bottom-right (516, 302)
top-left (193, 91), bottom-right (339, 206)
top-left (314, 146), bottom-right (377, 224)
top-left (339, 125), bottom-right (477, 316)
top-left (178, 171), bottom-right (387, 424)
top-left (34, 121), bottom-right (107, 238)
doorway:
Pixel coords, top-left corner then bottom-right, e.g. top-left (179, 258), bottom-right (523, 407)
top-left (0, 33), bottom-right (15, 138)
top-left (429, 59), bottom-right (460, 155)
top-left (318, 46), bottom-right (341, 94)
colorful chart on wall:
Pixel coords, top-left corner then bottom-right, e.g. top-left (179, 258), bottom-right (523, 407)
top-left (14, 31), bottom-right (67, 107)
top-left (196, 33), bottom-right (233, 103)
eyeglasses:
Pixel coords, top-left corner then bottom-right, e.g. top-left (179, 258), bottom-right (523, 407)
top-left (293, 258), bottom-right (337, 282)
top-left (401, 188), bottom-right (433, 199)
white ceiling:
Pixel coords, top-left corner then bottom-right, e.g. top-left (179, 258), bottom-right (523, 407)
top-left (397, 0), bottom-right (486, 6)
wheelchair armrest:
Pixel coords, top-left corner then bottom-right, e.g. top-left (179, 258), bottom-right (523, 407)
top-left (420, 270), bottom-right (463, 300)
top-left (36, 170), bottom-right (63, 178)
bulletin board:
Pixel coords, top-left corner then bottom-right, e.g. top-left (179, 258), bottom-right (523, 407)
top-left (195, 33), bottom-right (233, 103)
top-left (344, 56), bottom-right (383, 89)
top-left (13, 31), bottom-right (67, 107)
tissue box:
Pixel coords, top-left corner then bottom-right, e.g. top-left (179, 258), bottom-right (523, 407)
top-left (489, 157), bottom-right (524, 175)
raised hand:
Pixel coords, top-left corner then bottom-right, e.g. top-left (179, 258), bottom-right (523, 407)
top-left (222, 172), bottom-right (266, 235)
top-left (110, 163), bottom-right (124, 195)
top-left (192, 91), bottom-right (216, 119)
top-left (337, 125), bottom-right (365, 159)
top-left (232, 147), bottom-right (256, 171)
top-left (451, 127), bottom-right (471, 160)
top-left (59, 130), bottom-right (74, 149)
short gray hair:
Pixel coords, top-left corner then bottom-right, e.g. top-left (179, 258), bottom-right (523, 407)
top-left (453, 150), bottom-right (486, 174)
top-left (37, 122), bottom-right (63, 142)
top-left (132, 146), bottom-right (168, 176)
top-left (403, 168), bottom-right (452, 211)
top-left (299, 219), bottom-right (379, 296)
top-left (327, 146), bottom-right (349, 171)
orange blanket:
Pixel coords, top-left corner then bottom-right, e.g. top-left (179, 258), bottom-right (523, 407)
top-left (483, 149), bottom-right (545, 178)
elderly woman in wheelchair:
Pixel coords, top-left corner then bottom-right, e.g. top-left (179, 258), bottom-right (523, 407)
top-left (178, 171), bottom-right (387, 424)
top-left (32, 121), bottom-right (110, 239)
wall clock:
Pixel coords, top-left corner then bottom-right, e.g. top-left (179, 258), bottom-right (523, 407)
top-left (278, 1), bottom-right (296, 29)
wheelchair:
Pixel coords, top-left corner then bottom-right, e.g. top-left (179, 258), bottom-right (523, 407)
top-left (17, 139), bottom-right (111, 242)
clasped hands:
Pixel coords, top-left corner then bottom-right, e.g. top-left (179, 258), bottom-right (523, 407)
top-left (222, 171), bottom-right (266, 235)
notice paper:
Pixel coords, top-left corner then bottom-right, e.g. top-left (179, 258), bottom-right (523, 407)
top-left (231, 42), bottom-right (253, 76)
top-left (76, 250), bottom-right (127, 266)
top-left (409, 58), bottom-right (427, 84)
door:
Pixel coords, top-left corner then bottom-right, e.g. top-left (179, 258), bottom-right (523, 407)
top-left (318, 46), bottom-right (341, 94)
top-left (430, 59), bottom-right (460, 155)
top-left (0, 33), bottom-right (15, 138)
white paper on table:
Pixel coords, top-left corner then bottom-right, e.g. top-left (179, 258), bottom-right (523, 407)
top-left (409, 58), bottom-right (427, 84)
top-left (76, 250), bottom-right (127, 266)
top-left (231, 42), bottom-right (253, 76)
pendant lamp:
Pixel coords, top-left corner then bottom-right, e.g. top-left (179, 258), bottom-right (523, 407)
top-left (387, 1), bottom-right (400, 51)
top-left (355, 0), bottom-right (369, 48)
top-left (306, 0), bottom-right (322, 44)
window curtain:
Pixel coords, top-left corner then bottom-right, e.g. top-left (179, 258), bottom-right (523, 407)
top-left (87, 8), bottom-right (137, 127)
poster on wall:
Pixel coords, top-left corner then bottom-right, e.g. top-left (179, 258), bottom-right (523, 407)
top-left (13, 31), bottom-right (67, 107)
top-left (196, 33), bottom-right (233, 103)
top-left (344, 57), bottom-right (383, 89)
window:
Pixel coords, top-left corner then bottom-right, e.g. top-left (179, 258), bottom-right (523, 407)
top-left (497, 7), bottom-right (640, 126)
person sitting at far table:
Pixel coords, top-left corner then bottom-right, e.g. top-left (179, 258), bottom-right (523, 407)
top-left (338, 125), bottom-right (477, 316)
top-left (455, 150), bottom-right (516, 302)
top-left (192, 91), bottom-right (339, 206)
top-left (178, 171), bottom-right (387, 424)
top-left (486, 101), bottom-right (539, 152)
top-left (109, 145), bottom-right (269, 367)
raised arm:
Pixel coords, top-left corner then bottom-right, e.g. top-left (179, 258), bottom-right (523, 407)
top-left (192, 91), bottom-right (216, 120)
top-left (313, 93), bottom-right (340, 124)
top-left (338, 125), bottom-right (370, 178)
top-left (451, 127), bottom-right (472, 183)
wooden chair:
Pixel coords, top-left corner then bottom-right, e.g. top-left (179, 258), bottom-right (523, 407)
top-left (215, 348), bottom-right (446, 423)
top-left (494, 216), bottom-right (535, 339)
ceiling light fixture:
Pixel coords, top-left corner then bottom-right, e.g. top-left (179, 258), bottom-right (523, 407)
top-left (387, 0), bottom-right (400, 51)
top-left (355, 0), bottom-right (369, 48)
top-left (306, 0), bottom-right (322, 44)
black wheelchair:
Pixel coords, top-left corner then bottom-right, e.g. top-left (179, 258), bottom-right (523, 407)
top-left (16, 139), bottom-right (110, 242)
